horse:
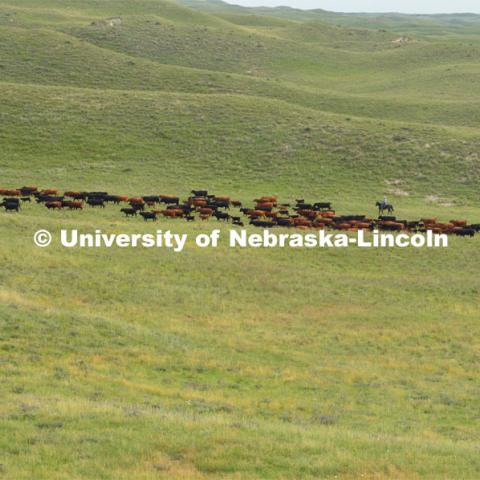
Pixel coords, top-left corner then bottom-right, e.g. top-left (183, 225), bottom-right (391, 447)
top-left (376, 201), bottom-right (394, 216)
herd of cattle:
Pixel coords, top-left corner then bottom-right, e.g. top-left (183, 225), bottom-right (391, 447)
top-left (1, 186), bottom-right (479, 237)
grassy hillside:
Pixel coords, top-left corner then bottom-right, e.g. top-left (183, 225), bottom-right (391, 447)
top-left (1, 1), bottom-right (480, 479)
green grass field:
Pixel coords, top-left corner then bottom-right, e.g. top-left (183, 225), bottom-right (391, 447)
top-left (1, 1), bottom-right (480, 478)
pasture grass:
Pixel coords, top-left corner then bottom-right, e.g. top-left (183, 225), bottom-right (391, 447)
top-left (1, 205), bottom-right (480, 479)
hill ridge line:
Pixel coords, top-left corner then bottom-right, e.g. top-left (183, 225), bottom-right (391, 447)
top-left (3, 79), bottom-right (480, 136)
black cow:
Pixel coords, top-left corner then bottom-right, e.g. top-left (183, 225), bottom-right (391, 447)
top-left (275, 218), bottom-right (293, 227)
top-left (1, 202), bottom-right (20, 212)
top-left (140, 211), bottom-right (157, 222)
top-left (87, 198), bottom-right (105, 208)
top-left (250, 219), bottom-right (275, 228)
top-left (213, 200), bottom-right (230, 210)
top-left (180, 204), bottom-right (194, 214)
top-left (121, 208), bottom-right (137, 217)
top-left (406, 221), bottom-right (420, 230)
top-left (20, 187), bottom-right (37, 196)
top-left (455, 228), bottom-right (475, 237)
top-left (313, 202), bottom-right (332, 211)
top-left (3, 197), bottom-right (20, 205)
top-left (130, 203), bottom-right (145, 211)
top-left (192, 190), bottom-right (208, 197)
top-left (161, 197), bottom-right (179, 205)
top-left (142, 195), bottom-right (160, 204)
top-left (36, 195), bottom-right (64, 203)
top-left (88, 192), bottom-right (108, 198)
top-left (214, 211), bottom-right (230, 221)
top-left (104, 195), bottom-right (121, 204)
top-left (295, 203), bottom-right (313, 210)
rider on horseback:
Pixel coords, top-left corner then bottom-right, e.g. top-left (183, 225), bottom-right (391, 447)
top-left (382, 196), bottom-right (388, 210)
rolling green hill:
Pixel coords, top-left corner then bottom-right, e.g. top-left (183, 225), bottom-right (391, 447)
top-left (1, 1), bottom-right (480, 479)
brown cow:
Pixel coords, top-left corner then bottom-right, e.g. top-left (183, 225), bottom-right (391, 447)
top-left (357, 223), bottom-right (371, 229)
top-left (255, 202), bottom-right (274, 209)
top-left (0, 189), bottom-right (20, 196)
top-left (293, 218), bottom-right (311, 227)
top-left (265, 211), bottom-right (279, 218)
top-left (41, 189), bottom-right (59, 195)
top-left (255, 196), bottom-right (277, 204)
top-left (199, 208), bottom-right (214, 216)
top-left (320, 211), bottom-right (336, 218)
top-left (334, 222), bottom-right (351, 230)
top-left (190, 198), bottom-right (207, 207)
top-left (68, 201), bottom-right (84, 210)
top-left (64, 191), bottom-right (81, 198)
top-left (45, 201), bottom-right (62, 210)
top-left (160, 209), bottom-right (183, 218)
top-left (248, 210), bottom-right (267, 219)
